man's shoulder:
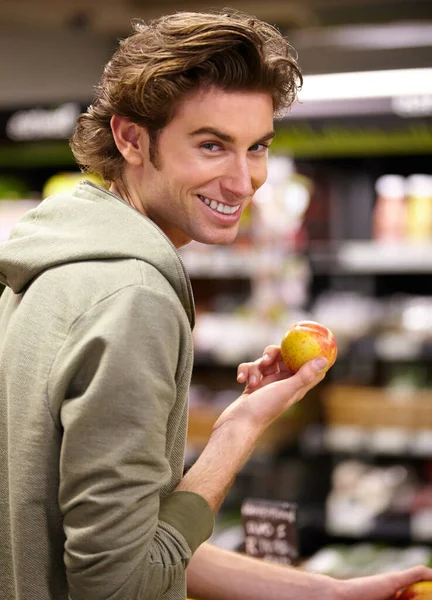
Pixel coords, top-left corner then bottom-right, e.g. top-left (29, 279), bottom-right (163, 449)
top-left (56, 256), bottom-right (177, 299)
top-left (31, 256), bottom-right (175, 323)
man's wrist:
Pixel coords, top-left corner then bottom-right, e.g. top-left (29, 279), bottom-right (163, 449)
top-left (211, 395), bottom-right (268, 443)
top-left (211, 413), bottom-right (260, 448)
top-left (176, 416), bottom-right (260, 513)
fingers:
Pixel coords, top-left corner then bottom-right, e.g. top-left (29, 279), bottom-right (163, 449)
top-left (341, 565), bottom-right (432, 600)
top-left (236, 365), bottom-right (248, 384)
top-left (238, 350), bottom-right (328, 394)
top-left (235, 357), bottom-right (327, 432)
top-left (261, 345), bottom-right (280, 365)
top-left (392, 566), bottom-right (432, 593)
top-left (237, 360), bottom-right (264, 388)
top-left (237, 346), bottom-right (281, 388)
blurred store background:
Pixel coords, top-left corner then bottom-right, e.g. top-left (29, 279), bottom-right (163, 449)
top-left (1, 0), bottom-right (432, 578)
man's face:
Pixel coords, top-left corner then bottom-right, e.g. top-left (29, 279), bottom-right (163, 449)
top-left (139, 86), bottom-right (275, 247)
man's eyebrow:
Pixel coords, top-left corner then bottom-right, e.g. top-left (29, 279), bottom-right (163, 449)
top-left (257, 130), bottom-right (276, 144)
top-left (189, 127), bottom-right (234, 143)
top-left (189, 127), bottom-right (275, 145)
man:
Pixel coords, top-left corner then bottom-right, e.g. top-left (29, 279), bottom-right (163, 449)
top-left (0, 10), bottom-right (431, 600)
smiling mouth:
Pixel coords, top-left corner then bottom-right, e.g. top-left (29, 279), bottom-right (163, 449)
top-left (198, 195), bottom-right (241, 215)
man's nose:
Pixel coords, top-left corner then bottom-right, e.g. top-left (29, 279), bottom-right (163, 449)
top-left (221, 157), bottom-right (255, 200)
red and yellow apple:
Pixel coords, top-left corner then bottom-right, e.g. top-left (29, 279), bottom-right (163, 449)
top-left (396, 582), bottom-right (432, 599)
top-left (280, 320), bottom-right (337, 374)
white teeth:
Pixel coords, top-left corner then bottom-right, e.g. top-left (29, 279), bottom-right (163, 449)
top-left (199, 195), bottom-right (240, 215)
top-left (223, 204), bottom-right (240, 214)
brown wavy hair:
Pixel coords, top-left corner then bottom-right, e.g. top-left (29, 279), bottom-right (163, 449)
top-left (69, 10), bottom-right (302, 181)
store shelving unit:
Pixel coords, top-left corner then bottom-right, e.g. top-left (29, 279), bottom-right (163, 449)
top-left (186, 94), bottom-right (432, 558)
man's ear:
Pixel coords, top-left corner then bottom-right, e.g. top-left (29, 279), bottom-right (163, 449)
top-left (110, 115), bottom-right (148, 166)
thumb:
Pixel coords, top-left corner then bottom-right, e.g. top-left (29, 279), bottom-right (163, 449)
top-left (292, 356), bottom-right (328, 388)
top-left (260, 355), bottom-right (328, 411)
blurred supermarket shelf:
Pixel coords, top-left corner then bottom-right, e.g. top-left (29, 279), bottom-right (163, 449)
top-left (296, 383), bottom-right (432, 458)
top-left (180, 245), bottom-right (298, 279)
top-left (181, 247), bottom-right (257, 278)
top-left (311, 241), bottom-right (432, 274)
top-left (301, 424), bottom-right (432, 458)
top-left (323, 384), bottom-right (432, 431)
top-left (374, 333), bottom-right (432, 361)
top-left (182, 242), bottom-right (432, 278)
top-left (303, 542), bottom-right (432, 577)
top-left (337, 241), bottom-right (432, 273)
top-left (300, 506), bottom-right (432, 548)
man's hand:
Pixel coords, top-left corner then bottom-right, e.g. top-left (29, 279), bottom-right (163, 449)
top-left (213, 345), bottom-right (327, 434)
top-left (337, 566), bottom-right (432, 600)
top-left (237, 345), bottom-right (292, 390)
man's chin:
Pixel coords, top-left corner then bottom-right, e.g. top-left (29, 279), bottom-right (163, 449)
top-left (197, 226), bottom-right (239, 246)
top-left (202, 235), bottom-right (237, 247)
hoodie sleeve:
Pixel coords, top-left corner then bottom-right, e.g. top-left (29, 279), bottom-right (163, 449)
top-left (49, 285), bottom-right (214, 600)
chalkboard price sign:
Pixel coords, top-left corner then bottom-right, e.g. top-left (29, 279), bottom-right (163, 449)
top-left (241, 498), bottom-right (299, 565)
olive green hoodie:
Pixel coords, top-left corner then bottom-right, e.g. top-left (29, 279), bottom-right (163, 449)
top-left (0, 181), bottom-right (214, 600)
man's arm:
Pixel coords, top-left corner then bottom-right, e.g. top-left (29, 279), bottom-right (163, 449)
top-left (176, 353), bottom-right (326, 513)
top-left (176, 413), bottom-right (257, 514)
top-left (52, 286), bottom-right (214, 600)
top-left (187, 543), bottom-right (432, 600)
top-left (187, 542), bottom-right (336, 600)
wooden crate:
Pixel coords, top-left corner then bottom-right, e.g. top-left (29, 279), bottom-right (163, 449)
top-left (322, 385), bottom-right (432, 430)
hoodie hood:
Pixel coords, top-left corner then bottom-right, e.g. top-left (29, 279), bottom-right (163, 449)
top-left (0, 181), bottom-right (195, 327)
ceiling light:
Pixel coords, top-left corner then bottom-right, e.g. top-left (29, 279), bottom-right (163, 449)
top-left (299, 68), bottom-right (432, 102)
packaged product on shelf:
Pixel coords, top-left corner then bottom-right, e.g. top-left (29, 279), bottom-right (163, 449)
top-left (373, 174), bottom-right (406, 242)
top-left (405, 174), bottom-right (432, 241)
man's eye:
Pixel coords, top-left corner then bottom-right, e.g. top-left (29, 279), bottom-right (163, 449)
top-left (201, 142), bottom-right (222, 152)
top-left (249, 143), bottom-right (269, 152)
